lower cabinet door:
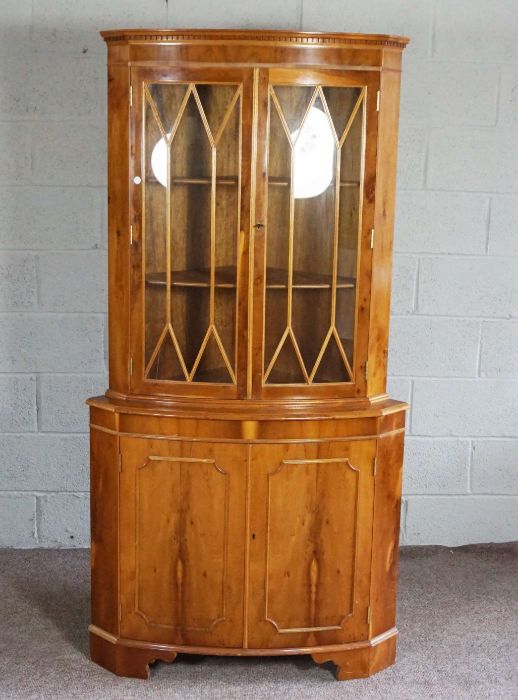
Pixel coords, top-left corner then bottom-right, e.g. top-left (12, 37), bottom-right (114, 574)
top-left (247, 440), bottom-right (376, 649)
top-left (119, 437), bottom-right (247, 647)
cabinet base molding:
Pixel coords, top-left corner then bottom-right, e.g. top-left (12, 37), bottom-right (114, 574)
top-left (90, 628), bottom-right (177, 679)
top-left (311, 633), bottom-right (397, 680)
top-left (89, 625), bottom-right (397, 680)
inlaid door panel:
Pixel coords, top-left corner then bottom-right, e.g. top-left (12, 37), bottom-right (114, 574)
top-left (119, 437), bottom-right (247, 647)
top-left (247, 440), bottom-right (376, 648)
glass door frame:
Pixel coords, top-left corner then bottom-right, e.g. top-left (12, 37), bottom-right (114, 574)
top-left (250, 67), bottom-right (380, 400)
top-left (129, 66), bottom-right (254, 399)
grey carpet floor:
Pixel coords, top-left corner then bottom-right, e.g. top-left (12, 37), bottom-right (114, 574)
top-left (0, 545), bottom-right (516, 700)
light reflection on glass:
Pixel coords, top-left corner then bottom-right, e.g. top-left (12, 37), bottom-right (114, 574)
top-left (290, 107), bottom-right (334, 199)
top-left (150, 134), bottom-right (170, 187)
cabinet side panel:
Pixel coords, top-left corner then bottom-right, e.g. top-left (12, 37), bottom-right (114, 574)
top-left (107, 61), bottom-right (130, 393)
top-left (368, 59), bottom-right (402, 396)
top-left (370, 427), bottom-right (404, 636)
top-left (90, 421), bottom-right (119, 634)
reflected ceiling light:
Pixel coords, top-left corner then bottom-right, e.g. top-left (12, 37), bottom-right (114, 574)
top-left (150, 108), bottom-right (335, 197)
top-left (290, 107), bottom-right (335, 199)
top-left (151, 135), bottom-right (170, 187)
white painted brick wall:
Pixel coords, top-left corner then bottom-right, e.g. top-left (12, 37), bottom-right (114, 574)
top-left (38, 374), bottom-right (107, 432)
top-left (0, 0), bottom-right (516, 547)
top-left (471, 441), bottom-right (518, 494)
top-left (0, 435), bottom-right (89, 491)
top-left (489, 196), bottom-right (518, 255)
top-left (38, 251), bottom-right (107, 312)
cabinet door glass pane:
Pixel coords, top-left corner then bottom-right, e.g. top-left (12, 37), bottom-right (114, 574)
top-left (143, 82), bottom-right (241, 383)
top-left (263, 85), bottom-right (364, 385)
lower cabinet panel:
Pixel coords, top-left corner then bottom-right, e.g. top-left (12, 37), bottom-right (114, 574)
top-left (247, 440), bottom-right (376, 648)
top-left (118, 435), bottom-right (376, 650)
top-left (119, 438), bottom-right (247, 647)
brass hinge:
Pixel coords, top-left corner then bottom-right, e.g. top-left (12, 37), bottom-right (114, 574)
top-left (373, 456), bottom-right (377, 477)
top-left (119, 603), bottom-right (122, 622)
top-left (367, 606), bottom-right (372, 624)
top-left (130, 224), bottom-right (133, 245)
top-left (128, 356), bottom-right (133, 376)
top-left (365, 360), bottom-right (369, 380)
top-left (376, 90), bottom-right (380, 111)
top-left (118, 453), bottom-right (122, 473)
top-left (370, 228), bottom-right (375, 249)
top-left (129, 84), bottom-right (133, 107)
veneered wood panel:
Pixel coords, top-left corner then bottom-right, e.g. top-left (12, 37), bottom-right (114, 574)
top-left (367, 61), bottom-right (403, 397)
top-left (370, 429), bottom-right (405, 636)
top-left (247, 440), bottom-right (376, 648)
top-left (90, 420), bottom-right (120, 635)
top-left (117, 413), bottom-right (379, 442)
top-left (127, 44), bottom-right (386, 69)
top-left (107, 63), bottom-right (131, 394)
top-left (119, 437), bottom-right (247, 647)
top-left (89, 405), bottom-right (117, 431)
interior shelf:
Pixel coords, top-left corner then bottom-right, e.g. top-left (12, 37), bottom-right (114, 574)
top-left (145, 176), bottom-right (360, 188)
top-left (154, 366), bottom-right (233, 383)
top-left (147, 267), bottom-right (237, 288)
top-left (267, 268), bottom-right (355, 289)
top-left (146, 266), bottom-right (356, 290)
top-left (269, 177), bottom-right (360, 188)
top-left (145, 175), bottom-right (239, 186)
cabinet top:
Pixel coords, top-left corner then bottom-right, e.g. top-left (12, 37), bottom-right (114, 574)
top-left (100, 28), bottom-right (409, 50)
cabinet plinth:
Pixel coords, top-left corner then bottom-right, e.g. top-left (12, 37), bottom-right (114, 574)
top-left (90, 28), bottom-right (408, 682)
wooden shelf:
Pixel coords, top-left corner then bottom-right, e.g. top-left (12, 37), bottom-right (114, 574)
top-left (144, 176), bottom-right (360, 188)
top-left (146, 266), bottom-right (356, 290)
top-left (146, 175), bottom-right (239, 186)
top-left (146, 267), bottom-right (237, 289)
top-left (160, 366), bottom-right (233, 383)
top-left (269, 177), bottom-right (360, 188)
top-left (267, 268), bottom-right (355, 289)
top-left (266, 369), bottom-right (349, 384)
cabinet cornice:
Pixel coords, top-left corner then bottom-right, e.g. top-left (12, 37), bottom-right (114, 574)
top-left (101, 28), bottom-right (410, 50)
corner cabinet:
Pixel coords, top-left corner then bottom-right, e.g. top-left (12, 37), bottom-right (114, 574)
top-left (88, 29), bottom-right (409, 681)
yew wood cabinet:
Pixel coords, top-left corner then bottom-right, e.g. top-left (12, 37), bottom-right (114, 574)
top-left (88, 29), bottom-right (409, 681)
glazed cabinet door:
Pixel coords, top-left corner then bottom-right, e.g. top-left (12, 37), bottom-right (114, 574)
top-left (119, 437), bottom-right (248, 647)
top-left (247, 440), bottom-right (376, 648)
top-left (129, 67), bottom-right (254, 399)
top-left (251, 69), bottom-right (379, 399)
